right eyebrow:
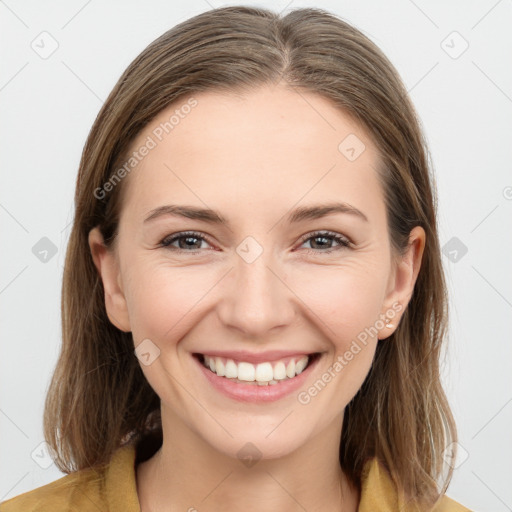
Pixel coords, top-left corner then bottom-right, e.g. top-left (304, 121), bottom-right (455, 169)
top-left (143, 201), bottom-right (369, 227)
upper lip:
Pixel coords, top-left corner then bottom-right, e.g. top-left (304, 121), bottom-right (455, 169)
top-left (194, 350), bottom-right (319, 364)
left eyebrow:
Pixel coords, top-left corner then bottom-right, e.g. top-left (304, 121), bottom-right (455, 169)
top-left (287, 202), bottom-right (369, 223)
top-left (143, 204), bottom-right (228, 225)
top-left (143, 201), bottom-right (369, 227)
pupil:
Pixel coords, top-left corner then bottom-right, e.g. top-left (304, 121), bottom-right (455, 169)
top-left (181, 236), bottom-right (199, 249)
top-left (312, 236), bottom-right (329, 249)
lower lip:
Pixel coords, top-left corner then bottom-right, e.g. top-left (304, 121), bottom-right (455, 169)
top-left (193, 353), bottom-right (321, 403)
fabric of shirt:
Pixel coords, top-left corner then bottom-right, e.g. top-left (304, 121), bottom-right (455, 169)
top-left (0, 443), bottom-right (472, 511)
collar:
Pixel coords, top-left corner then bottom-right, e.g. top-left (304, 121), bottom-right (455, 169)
top-left (104, 443), bottom-right (457, 512)
top-left (105, 443), bottom-right (141, 511)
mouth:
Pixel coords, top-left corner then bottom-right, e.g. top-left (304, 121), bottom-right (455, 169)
top-left (194, 352), bottom-right (321, 385)
top-left (192, 351), bottom-right (322, 402)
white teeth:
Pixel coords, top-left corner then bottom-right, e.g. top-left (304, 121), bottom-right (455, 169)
top-left (273, 361), bottom-right (287, 380)
top-left (255, 362), bottom-right (273, 382)
top-left (201, 354), bottom-right (313, 383)
top-left (295, 356), bottom-right (308, 375)
top-left (216, 359), bottom-right (226, 377)
top-left (225, 359), bottom-right (237, 378)
top-left (286, 359), bottom-right (295, 378)
top-left (238, 362), bottom-right (255, 381)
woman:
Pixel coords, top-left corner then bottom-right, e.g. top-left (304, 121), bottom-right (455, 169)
top-left (2, 6), bottom-right (471, 511)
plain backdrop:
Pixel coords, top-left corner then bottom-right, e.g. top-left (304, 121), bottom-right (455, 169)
top-left (1, 1), bottom-right (511, 510)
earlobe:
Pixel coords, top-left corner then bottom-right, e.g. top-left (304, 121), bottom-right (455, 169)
top-left (378, 226), bottom-right (426, 340)
top-left (88, 227), bottom-right (131, 333)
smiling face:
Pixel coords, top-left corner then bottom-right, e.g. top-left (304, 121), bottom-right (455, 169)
top-left (89, 84), bottom-right (424, 461)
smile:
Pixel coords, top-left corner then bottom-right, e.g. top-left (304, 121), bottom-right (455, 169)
top-left (198, 354), bottom-right (316, 385)
top-left (192, 352), bottom-right (322, 402)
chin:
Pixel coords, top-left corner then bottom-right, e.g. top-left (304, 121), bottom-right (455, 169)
top-left (202, 427), bottom-right (309, 463)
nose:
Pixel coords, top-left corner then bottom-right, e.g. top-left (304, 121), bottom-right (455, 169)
top-left (216, 243), bottom-right (297, 339)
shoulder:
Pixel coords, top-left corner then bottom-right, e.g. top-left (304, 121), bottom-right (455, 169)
top-left (0, 467), bottom-right (105, 512)
top-left (0, 444), bottom-right (139, 512)
top-left (433, 494), bottom-right (473, 512)
top-left (358, 457), bottom-right (473, 512)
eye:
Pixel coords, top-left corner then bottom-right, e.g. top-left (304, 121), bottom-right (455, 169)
top-left (159, 230), bottom-right (352, 254)
top-left (160, 231), bottom-right (213, 252)
top-left (297, 230), bottom-right (351, 254)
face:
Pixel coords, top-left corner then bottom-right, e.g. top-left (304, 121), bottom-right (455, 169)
top-left (89, 84), bottom-right (424, 461)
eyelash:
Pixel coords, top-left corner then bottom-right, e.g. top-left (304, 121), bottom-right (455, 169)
top-left (159, 230), bottom-right (351, 255)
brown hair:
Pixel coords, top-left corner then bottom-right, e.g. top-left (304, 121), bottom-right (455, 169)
top-left (44, 5), bottom-right (457, 507)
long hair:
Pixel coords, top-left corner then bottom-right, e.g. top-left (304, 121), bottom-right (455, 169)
top-left (43, 6), bottom-right (457, 507)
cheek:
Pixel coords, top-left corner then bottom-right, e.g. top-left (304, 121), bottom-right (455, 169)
top-left (287, 260), bottom-right (387, 344)
top-left (123, 261), bottom-right (210, 344)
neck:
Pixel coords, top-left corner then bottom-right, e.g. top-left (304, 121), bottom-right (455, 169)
top-left (136, 405), bottom-right (359, 512)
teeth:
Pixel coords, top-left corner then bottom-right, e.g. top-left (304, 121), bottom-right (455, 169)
top-left (201, 354), bottom-right (311, 384)
top-left (255, 362), bottom-right (273, 382)
top-left (295, 357), bottom-right (308, 374)
top-left (225, 359), bottom-right (237, 378)
top-left (273, 361), bottom-right (287, 380)
top-left (238, 362), bottom-right (256, 381)
top-left (286, 360), bottom-right (295, 378)
top-left (216, 359), bottom-right (226, 377)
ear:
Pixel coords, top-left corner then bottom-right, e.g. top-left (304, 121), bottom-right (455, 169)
top-left (88, 226), bottom-right (131, 332)
top-left (378, 226), bottom-right (425, 340)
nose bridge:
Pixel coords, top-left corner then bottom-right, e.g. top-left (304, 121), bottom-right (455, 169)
top-left (218, 235), bottom-right (294, 335)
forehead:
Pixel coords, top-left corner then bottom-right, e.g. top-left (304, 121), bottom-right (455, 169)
top-left (118, 85), bottom-right (386, 228)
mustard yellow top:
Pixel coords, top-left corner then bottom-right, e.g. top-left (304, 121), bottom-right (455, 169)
top-left (0, 444), bottom-right (472, 511)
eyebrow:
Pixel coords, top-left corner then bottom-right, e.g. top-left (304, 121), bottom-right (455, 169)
top-left (144, 203), bottom-right (368, 226)
top-left (143, 202), bottom-right (368, 226)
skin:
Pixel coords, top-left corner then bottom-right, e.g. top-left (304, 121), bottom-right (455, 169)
top-left (89, 84), bottom-right (425, 511)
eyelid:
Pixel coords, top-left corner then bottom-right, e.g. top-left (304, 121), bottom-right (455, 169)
top-left (159, 229), bottom-right (353, 253)
top-left (160, 230), bottom-right (215, 249)
top-left (297, 230), bottom-right (352, 247)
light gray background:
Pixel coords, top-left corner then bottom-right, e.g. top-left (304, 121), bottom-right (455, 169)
top-left (1, 1), bottom-right (511, 510)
